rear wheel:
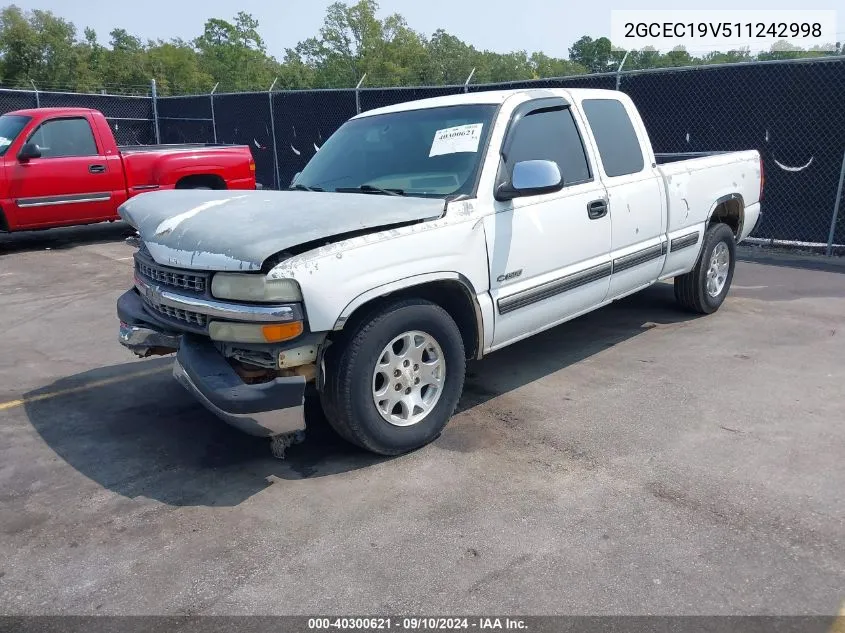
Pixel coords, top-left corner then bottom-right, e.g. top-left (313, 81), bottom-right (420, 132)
top-left (320, 299), bottom-right (466, 455)
top-left (674, 222), bottom-right (736, 314)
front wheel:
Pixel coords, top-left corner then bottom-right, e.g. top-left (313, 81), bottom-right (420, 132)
top-left (320, 299), bottom-right (466, 455)
top-left (674, 222), bottom-right (737, 314)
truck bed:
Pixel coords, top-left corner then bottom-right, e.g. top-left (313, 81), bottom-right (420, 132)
top-left (656, 149), bottom-right (762, 236)
top-left (118, 143), bottom-right (247, 154)
top-left (654, 151), bottom-right (732, 164)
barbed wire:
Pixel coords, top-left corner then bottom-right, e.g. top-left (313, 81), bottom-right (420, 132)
top-left (0, 81), bottom-right (152, 96)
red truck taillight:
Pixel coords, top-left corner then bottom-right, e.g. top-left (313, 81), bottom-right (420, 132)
top-left (249, 158), bottom-right (256, 172)
top-left (759, 156), bottom-right (765, 202)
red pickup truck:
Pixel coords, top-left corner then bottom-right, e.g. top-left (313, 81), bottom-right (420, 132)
top-left (0, 107), bottom-right (256, 233)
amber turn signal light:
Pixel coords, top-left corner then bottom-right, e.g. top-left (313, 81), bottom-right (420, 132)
top-left (208, 320), bottom-right (304, 343)
top-left (261, 321), bottom-right (303, 342)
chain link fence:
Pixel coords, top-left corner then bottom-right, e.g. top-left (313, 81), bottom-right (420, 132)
top-left (271, 89), bottom-right (358, 191)
top-left (0, 87), bottom-right (155, 146)
top-left (618, 57), bottom-right (845, 250)
top-left (1, 56), bottom-right (844, 252)
top-left (156, 94), bottom-right (214, 145)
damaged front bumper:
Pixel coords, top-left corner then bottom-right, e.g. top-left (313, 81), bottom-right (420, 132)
top-left (117, 289), bottom-right (306, 437)
top-left (117, 288), bottom-right (183, 356)
top-left (119, 322), bottom-right (182, 357)
top-left (173, 335), bottom-right (306, 437)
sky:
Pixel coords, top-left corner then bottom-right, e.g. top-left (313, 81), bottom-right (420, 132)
top-left (13, 0), bottom-right (845, 59)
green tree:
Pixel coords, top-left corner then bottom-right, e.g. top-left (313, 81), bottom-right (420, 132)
top-left (0, 5), bottom-right (84, 88)
top-left (656, 47), bottom-right (695, 68)
top-left (276, 49), bottom-right (317, 89)
top-left (376, 13), bottom-right (430, 86)
top-left (568, 36), bottom-right (620, 73)
top-left (529, 52), bottom-right (587, 78)
top-left (619, 47), bottom-right (660, 71)
top-left (756, 40), bottom-right (836, 61)
top-left (194, 12), bottom-right (279, 91)
top-left (474, 50), bottom-right (533, 83)
top-left (2, 1), bottom-right (843, 96)
top-left (147, 40), bottom-right (212, 95)
top-left (99, 28), bottom-right (148, 88)
top-left (76, 27), bottom-right (104, 88)
top-left (701, 48), bottom-right (753, 65)
top-left (424, 29), bottom-right (475, 84)
top-left (292, 0), bottom-right (430, 87)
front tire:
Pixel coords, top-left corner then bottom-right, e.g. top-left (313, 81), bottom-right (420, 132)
top-left (320, 299), bottom-right (466, 455)
top-left (674, 223), bottom-right (736, 314)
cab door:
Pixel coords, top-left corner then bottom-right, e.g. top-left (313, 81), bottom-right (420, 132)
top-left (6, 115), bottom-right (120, 228)
top-left (484, 98), bottom-right (612, 350)
top-left (578, 97), bottom-right (666, 299)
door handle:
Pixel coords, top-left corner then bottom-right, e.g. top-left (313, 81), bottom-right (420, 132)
top-left (89, 164), bottom-right (106, 174)
top-left (587, 199), bottom-right (608, 220)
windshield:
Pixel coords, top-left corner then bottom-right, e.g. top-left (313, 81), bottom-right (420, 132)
top-left (0, 115), bottom-right (31, 156)
top-left (293, 104), bottom-right (497, 198)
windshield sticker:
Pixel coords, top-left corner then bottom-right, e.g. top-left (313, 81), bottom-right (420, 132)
top-left (429, 123), bottom-right (483, 157)
top-left (0, 137), bottom-right (11, 147)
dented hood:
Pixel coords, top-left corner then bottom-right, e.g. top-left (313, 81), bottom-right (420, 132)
top-left (119, 189), bottom-right (444, 271)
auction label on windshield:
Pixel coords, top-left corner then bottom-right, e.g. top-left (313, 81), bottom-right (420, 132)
top-left (430, 124), bottom-right (484, 157)
top-left (610, 10), bottom-right (837, 52)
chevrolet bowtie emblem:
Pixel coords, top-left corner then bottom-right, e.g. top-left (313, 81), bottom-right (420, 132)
top-left (135, 275), bottom-right (163, 304)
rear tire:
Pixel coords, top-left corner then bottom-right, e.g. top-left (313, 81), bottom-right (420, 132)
top-left (320, 299), bottom-right (466, 456)
top-left (674, 223), bottom-right (736, 314)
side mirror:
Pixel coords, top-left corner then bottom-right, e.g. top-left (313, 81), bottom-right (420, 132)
top-left (495, 160), bottom-right (562, 201)
top-left (17, 142), bottom-right (41, 162)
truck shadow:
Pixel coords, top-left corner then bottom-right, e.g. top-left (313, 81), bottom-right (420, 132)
top-left (22, 358), bottom-right (387, 508)
top-left (0, 222), bottom-right (133, 255)
top-left (22, 282), bottom-right (696, 507)
top-left (455, 281), bottom-right (692, 414)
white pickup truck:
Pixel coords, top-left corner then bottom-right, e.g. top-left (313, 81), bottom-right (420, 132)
top-left (117, 87), bottom-right (763, 456)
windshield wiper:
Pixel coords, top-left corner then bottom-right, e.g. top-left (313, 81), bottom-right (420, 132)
top-left (336, 184), bottom-right (405, 196)
top-left (288, 183), bottom-right (323, 192)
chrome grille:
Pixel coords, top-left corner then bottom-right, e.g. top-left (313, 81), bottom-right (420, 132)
top-left (142, 296), bottom-right (208, 327)
top-left (137, 260), bottom-right (206, 292)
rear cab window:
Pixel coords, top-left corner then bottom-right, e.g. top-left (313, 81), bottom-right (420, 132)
top-left (581, 99), bottom-right (645, 177)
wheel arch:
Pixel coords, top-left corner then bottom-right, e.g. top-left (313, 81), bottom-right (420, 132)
top-left (706, 193), bottom-right (745, 239)
top-left (175, 173), bottom-right (227, 190)
top-left (332, 272), bottom-right (486, 361)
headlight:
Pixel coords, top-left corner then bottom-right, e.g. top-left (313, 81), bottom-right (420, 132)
top-left (211, 273), bottom-right (302, 302)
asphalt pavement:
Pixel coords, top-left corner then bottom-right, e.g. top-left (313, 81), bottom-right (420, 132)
top-left (1, 223), bottom-right (843, 615)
